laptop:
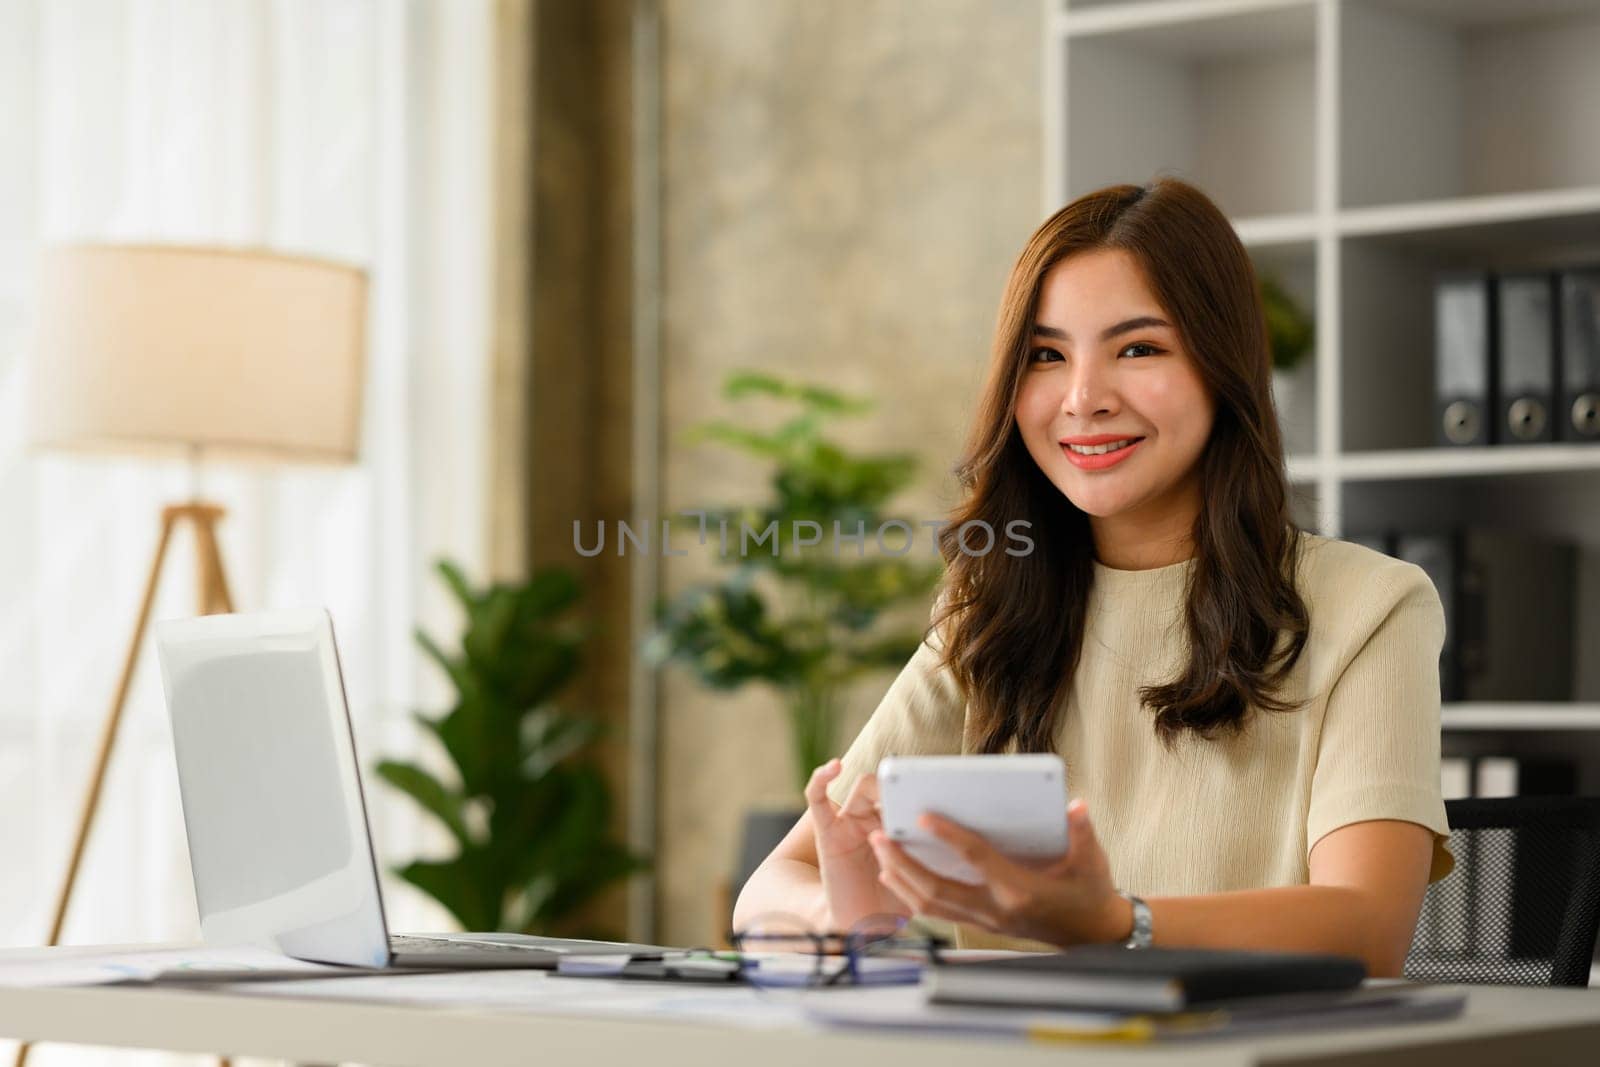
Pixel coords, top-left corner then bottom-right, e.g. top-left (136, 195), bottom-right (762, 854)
top-left (154, 607), bottom-right (673, 969)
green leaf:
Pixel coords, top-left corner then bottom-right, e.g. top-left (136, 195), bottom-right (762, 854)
top-left (1262, 275), bottom-right (1314, 372)
top-left (373, 761), bottom-right (473, 848)
top-left (532, 840), bottom-right (644, 929)
top-left (416, 627), bottom-right (472, 697)
top-left (513, 871), bottom-right (560, 930)
top-left (499, 639), bottom-right (581, 712)
top-left (515, 767), bottom-right (635, 926)
top-left (683, 420), bottom-right (788, 459)
top-left (518, 568), bottom-right (582, 618)
top-left (435, 559), bottom-right (479, 613)
top-left (520, 706), bottom-right (602, 779)
top-left (723, 371), bottom-right (873, 415)
top-left (462, 587), bottom-right (517, 675)
top-left (425, 691), bottom-right (504, 795)
top-left (394, 855), bottom-right (503, 933)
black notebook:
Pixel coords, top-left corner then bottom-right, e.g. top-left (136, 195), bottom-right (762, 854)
top-left (926, 946), bottom-right (1366, 1014)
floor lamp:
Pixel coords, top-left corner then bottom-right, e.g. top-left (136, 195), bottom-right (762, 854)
top-left (19, 244), bottom-right (367, 1066)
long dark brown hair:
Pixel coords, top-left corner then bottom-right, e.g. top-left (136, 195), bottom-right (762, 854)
top-left (934, 178), bottom-right (1310, 752)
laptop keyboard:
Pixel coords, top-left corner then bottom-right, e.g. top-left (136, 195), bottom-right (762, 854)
top-left (388, 935), bottom-right (552, 955)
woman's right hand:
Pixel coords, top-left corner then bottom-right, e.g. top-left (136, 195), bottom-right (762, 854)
top-left (804, 758), bottom-right (912, 928)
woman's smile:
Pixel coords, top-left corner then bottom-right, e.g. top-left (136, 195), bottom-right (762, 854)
top-left (1060, 435), bottom-right (1145, 470)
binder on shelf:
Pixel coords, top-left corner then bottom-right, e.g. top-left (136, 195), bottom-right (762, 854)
top-left (1393, 531), bottom-right (1464, 703)
top-left (1464, 755), bottom-right (1577, 799)
top-left (1474, 755), bottom-right (1578, 798)
top-left (1344, 530), bottom-right (1394, 557)
top-left (1558, 267), bottom-right (1600, 442)
top-left (1393, 528), bottom-right (1576, 705)
top-left (1435, 274), bottom-right (1496, 447)
top-left (1459, 530), bottom-right (1576, 703)
top-left (1473, 756), bottom-right (1518, 798)
top-left (1495, 273), bottom-right (1557, 444)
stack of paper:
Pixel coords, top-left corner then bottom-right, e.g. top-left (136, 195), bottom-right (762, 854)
top-left (0, 947), bottom-right (371, 988)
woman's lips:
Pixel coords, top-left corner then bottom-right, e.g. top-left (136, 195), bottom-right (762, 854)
top-left (1061, 437), bottom-right (1143, 470)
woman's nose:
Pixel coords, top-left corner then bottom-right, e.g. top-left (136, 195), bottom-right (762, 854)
top-left (1061, 358), bottom-right (1117, 418)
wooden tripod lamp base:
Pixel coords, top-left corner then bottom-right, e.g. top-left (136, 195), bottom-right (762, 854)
top-left (16, 502), bottom-right (238, 1067)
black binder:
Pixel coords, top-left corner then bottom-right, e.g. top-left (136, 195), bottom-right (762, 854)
top-left (1558, 268), bottom-right (1600, 442)
top-left (1394, 528), bottom-right (1576, 705)
top-left (1435, 274), bottom-right (1496, 447)
top-left (1393, 531), bottom-right (1464, 702)
top-left (1344, 530), bottom-right (1394, 557)
top-left (1466, 530), bottom-right (1575, 702)
top-left (1495, 273), bottom-right (1556, 444)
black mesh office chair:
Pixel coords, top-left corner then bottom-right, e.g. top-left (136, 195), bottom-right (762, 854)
top-left (1404, 796), bottom-right (1600, 987)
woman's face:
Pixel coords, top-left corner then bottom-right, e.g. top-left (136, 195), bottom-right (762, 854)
top-left (1014, 248), bottom-right (1216, 537)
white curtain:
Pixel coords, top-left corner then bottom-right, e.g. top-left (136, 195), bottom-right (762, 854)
top-left (0, 1), bottom-right (496, 1062)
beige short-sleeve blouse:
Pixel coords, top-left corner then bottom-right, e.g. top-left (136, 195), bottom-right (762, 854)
top-left (825, 533), bottom-right (1453, 950)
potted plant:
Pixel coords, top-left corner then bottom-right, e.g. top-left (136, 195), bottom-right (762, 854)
top-left (646, 371), bottom-right (943, 894)
top-left (376, 561), bottom-right (645, 937)
top-left (1262, 274), bottom-right (1315, 453)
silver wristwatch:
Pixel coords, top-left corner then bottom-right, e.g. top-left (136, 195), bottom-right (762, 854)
top-left (1118, 891), bottom-right (1153, 949)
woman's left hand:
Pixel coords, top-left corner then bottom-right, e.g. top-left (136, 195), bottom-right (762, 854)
top-left (868, 798), bottom-right (1129, 947)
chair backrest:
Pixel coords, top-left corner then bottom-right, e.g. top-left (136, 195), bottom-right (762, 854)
top-left (1404, 796), bottom-right (1600, 986)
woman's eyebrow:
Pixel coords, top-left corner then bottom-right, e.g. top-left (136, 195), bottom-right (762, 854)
top-left (1031, 315), bottom-right (1172, 343)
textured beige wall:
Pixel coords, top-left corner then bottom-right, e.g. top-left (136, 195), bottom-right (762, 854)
top-left (656, 0), bottom-right (1042, 945)
top-left (512, 0), bottom-right (638, 937)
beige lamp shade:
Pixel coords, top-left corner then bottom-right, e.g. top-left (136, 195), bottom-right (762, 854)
top-left (27, 244), bottom-right (367, 464)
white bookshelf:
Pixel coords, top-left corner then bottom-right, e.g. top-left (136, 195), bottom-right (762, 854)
top-left (1045, 0), bottom-right (1600, 733)
top-left (1441, 704), bottom-right (1600, 731)
top-left (1340, 444), bottom-right (1600, 481)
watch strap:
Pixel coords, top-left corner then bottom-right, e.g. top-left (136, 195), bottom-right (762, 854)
top-left (1118, 891), bottom-right (1153, 949)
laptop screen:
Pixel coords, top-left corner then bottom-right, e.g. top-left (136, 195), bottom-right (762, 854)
top-left (156, 609), bottom-right (392, 966)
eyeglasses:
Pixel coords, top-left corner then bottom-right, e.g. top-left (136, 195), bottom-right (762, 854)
top-left (727, 912), bottom-right (947, 987)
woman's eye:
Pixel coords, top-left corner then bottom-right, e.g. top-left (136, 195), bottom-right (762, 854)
top-left (1121, 342), bottom-right (1162, 358)
top-left (1029, 347), bottom-right (1063, 363)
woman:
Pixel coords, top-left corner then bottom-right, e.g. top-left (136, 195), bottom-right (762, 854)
top-left (732, 178), bottom-right (1451, 977)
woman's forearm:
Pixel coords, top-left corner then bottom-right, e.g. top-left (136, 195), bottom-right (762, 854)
top-left (1139, 885), bottom-right (1414, 976)
top-left (731, 858), bottom-right (832, 932)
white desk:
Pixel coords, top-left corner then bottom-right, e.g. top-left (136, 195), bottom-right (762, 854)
top-left (1, 946), bottom-right (1598, 1067)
